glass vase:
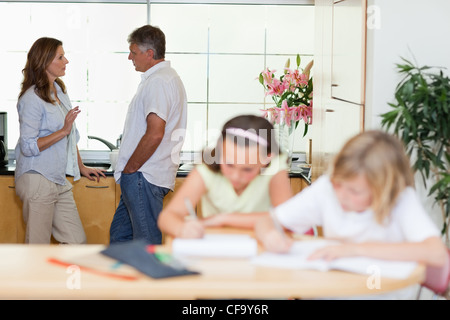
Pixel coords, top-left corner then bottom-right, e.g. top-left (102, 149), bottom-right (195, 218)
top-left (273, 118), bottom-right (296, 170)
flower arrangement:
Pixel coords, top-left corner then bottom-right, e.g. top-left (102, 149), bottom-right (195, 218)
top-left (259, 54), bottom-right (313, 137)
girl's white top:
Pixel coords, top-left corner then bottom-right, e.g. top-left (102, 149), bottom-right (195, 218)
top-left (275, 175), bottom-right (440, 243)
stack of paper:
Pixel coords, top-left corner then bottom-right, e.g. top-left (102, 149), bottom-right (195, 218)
top-left (251, 240), bottom-right (418, 279)
top-left (172, 234), bottom-right (258, 258)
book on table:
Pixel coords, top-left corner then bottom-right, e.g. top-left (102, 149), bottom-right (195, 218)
top-left (172, 234), bottom-right (258, 258)
top-left (251, 239), bottom-right (418, 280)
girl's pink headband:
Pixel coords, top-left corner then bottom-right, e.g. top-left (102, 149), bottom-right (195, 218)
top-left (225, 128), bottom-right (268, 147)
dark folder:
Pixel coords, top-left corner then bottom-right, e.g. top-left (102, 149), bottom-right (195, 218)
top-left (101, 240), bottom-right (199, 279)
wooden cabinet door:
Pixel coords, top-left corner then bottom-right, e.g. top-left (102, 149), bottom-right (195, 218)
top-left (70, 177), bottom-right (116, 245)
top-left (290, 177), bottom-right (308, 195)
top-left (0, 176), bottom-right (25, 243)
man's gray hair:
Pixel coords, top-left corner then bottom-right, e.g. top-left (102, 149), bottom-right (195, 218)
top-left (127, 25), bottom-right (166, 59)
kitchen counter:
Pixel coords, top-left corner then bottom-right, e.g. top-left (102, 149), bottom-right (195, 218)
top-left (0, 161), bottom-right (118, 177)
top-left (1, 160), bottom-right (310, 244)
top-left (0, 160), bottom-right (311, 184)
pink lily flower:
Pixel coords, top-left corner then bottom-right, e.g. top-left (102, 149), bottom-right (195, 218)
top-left (296, 104), bottom-right (313, 125)
top-left (266, 78), bottom-right (289, 96)
top-left (261, 68), bottom-right (275, 86)
top-left (259, 57), bottom-right (313, 134)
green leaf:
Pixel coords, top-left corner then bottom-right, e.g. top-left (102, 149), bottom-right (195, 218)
top-left (399, 57), bottom-right (415, 68)
top-left (380, 108), bottom-right (400, 129)
top-left (429, 173), bottom-right (450, 196)
top-left (302, 123), bottom-right (309, 137)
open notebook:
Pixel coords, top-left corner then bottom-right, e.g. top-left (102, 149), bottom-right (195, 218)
top-left (251, 240), bottom-right (418, 280)
top-left (172, 234), bottom-right (258, 258)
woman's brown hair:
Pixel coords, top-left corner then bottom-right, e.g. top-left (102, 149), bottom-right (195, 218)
top-left (329, 130), bottom-right (415, 224)
top-left (203, 115), bottom-right (280, 173)
top-left (19, 37), bottom-right (66, 104)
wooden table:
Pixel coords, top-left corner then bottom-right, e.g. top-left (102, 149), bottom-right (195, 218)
top-left (0, 242), bottom-right (425, 300)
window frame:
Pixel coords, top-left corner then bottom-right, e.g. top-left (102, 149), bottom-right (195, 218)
top-left (4, 0), bottom-right (313, 4)
top-left (1, 0), bottom-right (314, 157)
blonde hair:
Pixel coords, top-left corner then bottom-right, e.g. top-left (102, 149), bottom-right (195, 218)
top-left (329, 130), bottom-right (414, 224)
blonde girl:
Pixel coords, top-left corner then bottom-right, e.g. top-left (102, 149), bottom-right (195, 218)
top-left (158, 115), bottom-right (292, 239)
top-left (256, 130), bottom-right (447, 270)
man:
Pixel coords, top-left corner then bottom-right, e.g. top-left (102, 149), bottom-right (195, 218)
top-left (110, 25), bottom-right (187, 244)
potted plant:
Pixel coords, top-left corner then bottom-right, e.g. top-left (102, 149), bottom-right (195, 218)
top-left (381, 57), bottom-right (450, 245)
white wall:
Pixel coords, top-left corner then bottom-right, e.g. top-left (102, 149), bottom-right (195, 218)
top-left (365, 0), bottom-right (450, 230)
top-left (365, 0), bottom-right (450, 129)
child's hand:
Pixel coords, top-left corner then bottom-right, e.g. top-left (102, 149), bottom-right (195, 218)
top-left (260, 229), bottom-right (293, 253)
top-left (307, 243), bottom-right (356, 261)
top-left (177, 220), bottom-right (205, 239)
top-left (201, 214), bottom-right (227, 228)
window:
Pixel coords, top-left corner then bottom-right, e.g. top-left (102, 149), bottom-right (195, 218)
top-left (0, 1), bottom-right (146, 152)
top-left (0, 1), bottom-right (314, 154)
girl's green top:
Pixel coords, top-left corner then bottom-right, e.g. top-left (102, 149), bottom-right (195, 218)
top-left (196, 153), bottom-right (289, 217)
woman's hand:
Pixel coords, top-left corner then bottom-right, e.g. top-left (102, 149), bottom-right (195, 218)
top-left (76, 145), bottom-right (106, 182)
top-left (62, 106), bottom-right (80, 135)
top-left (37, 107), bottom-right (81, 152)
top-left (79, 164), bottom-right (107, 182)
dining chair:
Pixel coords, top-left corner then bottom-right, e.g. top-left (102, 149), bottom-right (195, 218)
top-left (303, 227), bottom-right (317, 236)
top-left (417, 248), bottom-right (450, 299)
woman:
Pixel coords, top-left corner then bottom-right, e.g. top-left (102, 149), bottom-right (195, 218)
top-left (15, 37), bottom-right (105, 244)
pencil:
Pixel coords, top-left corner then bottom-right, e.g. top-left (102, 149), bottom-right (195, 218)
top-left (269, 207), bottom-right (286, 238)
top-left (184, 197), bottom-right (197, 220)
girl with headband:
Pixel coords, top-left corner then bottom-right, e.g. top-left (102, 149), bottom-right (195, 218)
top-left (158, 114), bottom-right (293, 238)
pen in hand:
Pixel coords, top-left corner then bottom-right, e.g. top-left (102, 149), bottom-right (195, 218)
top-left (184, 197), bottom-right (197, 220)
top-left (182, 197), bottom-right (204, 238)
top-left (269, 207), bottom-right (286, 239)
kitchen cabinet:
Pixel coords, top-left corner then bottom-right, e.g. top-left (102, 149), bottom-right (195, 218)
top-left (0, 174), bottom-right (307, 244)
top-left (311, 0), bottom-right (366, 180)
top-left (331, 0), bottom-right (367, 105)
top-left (323, 100), bottom-right (364, 160)
top-left (69, 176), bottom-right (117, 245)
top-left (0, 175), bottom-right (118, 245)
top-left (0, 175), bottom-right (212, 244)
top-left (73, 176), bottom-right (188, 244)
top-left (290, 176), bottom-right (308, 195)
top-left (60, 176), bottom-right (188, 245)
top-left (0, 176), bottom-right (25, 243)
